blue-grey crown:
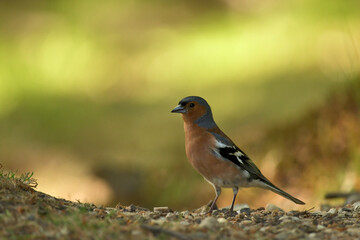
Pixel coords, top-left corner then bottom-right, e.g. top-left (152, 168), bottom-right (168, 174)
top-left (178, 96), bottom-right (217, 129)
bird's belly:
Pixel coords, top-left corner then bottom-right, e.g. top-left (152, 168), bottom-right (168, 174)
top-left (206, 171), bottom-right (252, 188)
top-left (187, 146), bottom-right (251, 188)
top-left (185, 127), bottom-right (253, 188)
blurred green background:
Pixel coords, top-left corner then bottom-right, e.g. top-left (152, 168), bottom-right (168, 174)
top-left (1, 0), bottom-right (359, 210)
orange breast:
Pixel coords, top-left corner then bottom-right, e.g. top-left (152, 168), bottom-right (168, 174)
top-left (184, 122), bottom-right (244, 187)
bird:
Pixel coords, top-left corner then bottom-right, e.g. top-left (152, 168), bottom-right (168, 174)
top-left (171, 96), bottom-right (305, 212)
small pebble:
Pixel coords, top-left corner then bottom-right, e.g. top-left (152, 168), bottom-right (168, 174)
top-left (153, 207), bottom-right (170, 213)
top-left (279, 216), bottom-right (300, 222)
top-left (266, 204), bottom-right (284, 212)
top-left (151, 218), bottom-right (166, 225)
top-left (260, 226), bottom-right (269, 232)
top-left (240, 208), bottom-right (251, 215)
top-left (340, 207), bottom-right (352, 212)
top-left (217, 218), bottom-right (227, 224)
top-left (122, 212), bottom-right (137, 216)
top-left (317, 225), bottom-right (325, 230)
top-left (165, 212), bottom-right (176, 220)
top-left (181, 210), bottom-right (189, 216)
top-left (353, 201), bottom-right (360, 211)
top-left (308, 233), bottom-right (317, 238)
top-left (240, 220), bottom-right (252, 226)
top-left (211, 210), bottom-right (220, 216)
top-left (126, 204), bottom-right (136, 212)
top-left (326, 208), bottom-right (337, 215)
top-left (199, 216), bottom-right (220, 229)
top-left (180, 220), bottom-right (190, 226)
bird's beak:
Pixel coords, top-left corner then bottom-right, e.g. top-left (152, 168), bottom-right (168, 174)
top-left (171, 104), bottom-right (186, 113)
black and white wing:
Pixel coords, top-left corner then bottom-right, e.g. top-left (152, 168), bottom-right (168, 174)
top-left (210, 132), bottom-right (306, 205)
top-left (211, 132), bottom-right (264, 179)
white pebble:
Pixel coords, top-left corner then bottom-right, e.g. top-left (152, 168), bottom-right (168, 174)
top-left (279, 216), bottom-right (300, 222)
top-left (317, 225), bottom-right (325, 230)
top-left (154, 207), bottom-right (170, 213)
top-left (260, 226), bottom-right (269, 232)
top-left (151, 218), bottom-right (166, 225)
top-left (353, 201), bottom-right (360, 211)
top-left (265, 203), bottom-right (284, 212)
top-left (217, 218), bottom-right (227, 224)
top-left (327, 208), bottom-right (337, 215)
top-left (180, 220), bottom-right (190, 226)
top-left (309, 233), bottom-right (317, 238)
top-left (324, 229), bottom-right (333, 234)
top-left (199, 217), bottom-right (220, 229)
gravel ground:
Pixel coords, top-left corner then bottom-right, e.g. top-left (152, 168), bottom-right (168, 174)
top-left (1, 176), bottom-right (360, 240)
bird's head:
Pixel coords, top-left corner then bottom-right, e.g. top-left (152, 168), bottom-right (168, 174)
top-left (171, 96), bottom-right (216, 128)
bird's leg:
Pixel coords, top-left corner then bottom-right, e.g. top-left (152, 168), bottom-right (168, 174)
top-left (209, 185), bottom-right (221, 212)
top-left (230, 187), bottom-right (238, 212)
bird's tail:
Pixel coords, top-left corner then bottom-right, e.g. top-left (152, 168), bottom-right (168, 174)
top-left (261, 179), bottom-right (305, 205)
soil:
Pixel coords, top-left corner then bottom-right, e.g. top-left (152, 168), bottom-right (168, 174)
top-left (1, 176), bottom-right (360, 240)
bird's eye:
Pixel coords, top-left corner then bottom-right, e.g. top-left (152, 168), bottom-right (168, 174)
top-left (189, 103), bottom-right (195, 108)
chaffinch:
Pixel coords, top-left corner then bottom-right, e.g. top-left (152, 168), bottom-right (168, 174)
top-left (171, 96), bottom-right (305, 212)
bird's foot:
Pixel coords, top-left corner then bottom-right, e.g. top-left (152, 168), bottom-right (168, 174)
top-left (227, 208), bottom-right (238, 217)
top-left (206, 200), bottom-right (218, 214)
